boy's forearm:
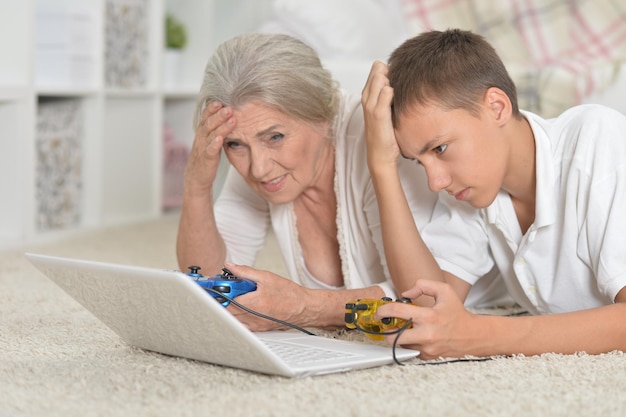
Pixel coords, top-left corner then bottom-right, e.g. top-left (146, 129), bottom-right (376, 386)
top-left (370, 168), bottom-right (446, 294)
top-left (471, 304), bottom-right (626, 357)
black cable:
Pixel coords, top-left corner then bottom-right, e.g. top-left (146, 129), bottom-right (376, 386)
top-left (351, 317), bottom-right (413, 365)
top-left (206, 289), bottom-right (491, 366)
top-left (204, 288), bottom-right (316, 335)
top-left (416, 357), bottom-right (493, 366)
top-left (347, 308), bottom-right (494, 366)
top-left (391, 319), bottom-right (413, 365)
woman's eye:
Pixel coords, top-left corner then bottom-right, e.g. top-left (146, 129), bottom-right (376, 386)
top-left (269, 133), bottom-right (284, 142)
top-left (433, 144), bottom-right (447, 154)
top-left (225, 141), bottom-right (240, 149)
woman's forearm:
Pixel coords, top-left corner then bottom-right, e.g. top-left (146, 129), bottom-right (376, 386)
top-left (176, 189), bottom-right (227, 276)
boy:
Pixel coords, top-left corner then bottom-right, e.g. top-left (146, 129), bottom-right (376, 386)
top-left (362, 28), bottom-right (626, 359)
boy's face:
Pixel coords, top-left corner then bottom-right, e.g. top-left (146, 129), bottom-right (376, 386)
top-left (394, 103), bottom-right (508, 209)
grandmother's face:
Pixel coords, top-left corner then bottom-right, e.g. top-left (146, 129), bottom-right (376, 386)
top-left (223, 101), bottom-right (333, 205)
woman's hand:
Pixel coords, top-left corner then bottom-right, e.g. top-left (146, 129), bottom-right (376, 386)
top-left (361, 61), bottom-right (402, 173)
top-left (221, 263), bottom-right (314, 332)
top-left (376, 279), bottom-right (481, 359)
top-left (184, 101), bottom-right (236, 195)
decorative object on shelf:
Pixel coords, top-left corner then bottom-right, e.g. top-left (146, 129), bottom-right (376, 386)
top-left (104, 0), bottom-right (149, 89)
top-left (163, 13), bottom-right (188, 89)
top-left (162, 124), bottom-right (189, 210)
top-left (36, 99), bottom-right (83, 231)
top-left (166, 13), bottom-right (187, 49)
top-left (34, 6), bottom-right (98, 89)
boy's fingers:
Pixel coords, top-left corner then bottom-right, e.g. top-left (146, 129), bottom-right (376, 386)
top-left (402, 279), bottom-right (449, 303)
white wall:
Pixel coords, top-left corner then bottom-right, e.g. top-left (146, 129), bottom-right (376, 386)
top-left (212, 0), bottom-right (274, 48)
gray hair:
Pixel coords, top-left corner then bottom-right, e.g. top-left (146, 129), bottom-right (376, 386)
top-left (194, 33), bottom-right (340, 129)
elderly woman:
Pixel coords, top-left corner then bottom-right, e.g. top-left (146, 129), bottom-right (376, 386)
top-left (177, 33), bottom-right (506, 331)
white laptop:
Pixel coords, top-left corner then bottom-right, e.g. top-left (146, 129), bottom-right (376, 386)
top-left (25, 253), bottom-right (419, 378)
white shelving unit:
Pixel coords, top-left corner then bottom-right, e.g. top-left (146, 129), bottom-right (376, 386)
top-left (0, 0), bottom-right (230, 249)
top-left (0, 1), bottom-right (36, 247)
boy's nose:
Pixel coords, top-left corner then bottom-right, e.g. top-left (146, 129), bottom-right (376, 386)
top-left (425, 165), bottom-right (451, 193)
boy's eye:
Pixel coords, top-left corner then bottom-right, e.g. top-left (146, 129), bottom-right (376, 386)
top-left (400, 152), bottom-right (422, 166)
top-left (433, 144), bottom-right (447, 154)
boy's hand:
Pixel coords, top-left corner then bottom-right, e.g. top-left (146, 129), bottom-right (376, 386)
top-left (361, 61), bottom-right (402, 173)
top-left (376, 279), bottom-right (479, 359)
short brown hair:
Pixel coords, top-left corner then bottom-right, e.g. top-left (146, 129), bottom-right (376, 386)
top-left (388, 29), bottom-right (520, 127)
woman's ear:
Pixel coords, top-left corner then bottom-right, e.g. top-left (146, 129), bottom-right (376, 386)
top-left (484, 87), bottom-right (512, 125)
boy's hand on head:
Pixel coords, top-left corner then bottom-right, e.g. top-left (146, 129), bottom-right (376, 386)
top-left (185, 101), bottom-right (236, 195)
top-left (361, 61), bottom-right (402, 174)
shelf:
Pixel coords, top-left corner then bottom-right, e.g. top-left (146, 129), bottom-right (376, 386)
top-left (163, 90), bottom-right (199, 100)
top-left (35, 97), bottom-right (84, 232)
top-left (0, 85), bottom-right (31, 101)
top-left (0, 2), bottom-right (33, 87)
top-left (37, 87), bottom-right (99, 97)
top-left (34, 0), bottom-right (102, 92)
top-left (0, 0), bottom-right (269, 248)
top-left (101, 96), bottom-right (161, 225)
top-left (104, 89), bottom-right (160, 98)
top-left (0, 97), bottom-right (34, 247)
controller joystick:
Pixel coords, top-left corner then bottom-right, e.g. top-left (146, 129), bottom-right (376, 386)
top-left (186, 265), bottom-right (257, 307)
top-left (344, 297), bottom-right (413, 340)
top-left (187, 265), bottom-right (203, 278)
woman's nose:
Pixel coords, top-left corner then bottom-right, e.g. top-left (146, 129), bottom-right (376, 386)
top-left (249, 147), bottom-right (272, 179)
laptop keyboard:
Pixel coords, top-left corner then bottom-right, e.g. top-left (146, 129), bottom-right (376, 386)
top-left (262, 340), bottom-right (358, 365)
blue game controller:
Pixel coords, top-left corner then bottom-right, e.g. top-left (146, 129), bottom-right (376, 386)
top-left (187, 266), bottom-right (256, 307)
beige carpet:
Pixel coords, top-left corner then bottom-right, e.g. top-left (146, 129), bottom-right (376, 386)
top-left (2, 213), bottom-right (626, 417)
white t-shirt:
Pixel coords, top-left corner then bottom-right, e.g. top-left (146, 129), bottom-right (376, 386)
top-left (422, 104), bottom-right (626, 315)
top-left (215, 91), bottom-right (509, 306)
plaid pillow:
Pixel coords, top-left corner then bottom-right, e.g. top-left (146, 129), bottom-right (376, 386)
top-left (401, 0), bottom-right (626, 116)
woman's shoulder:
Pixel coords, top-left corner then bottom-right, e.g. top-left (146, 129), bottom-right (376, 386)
top-left (334, 90), bottom-right (363, 134)
top-left (332, 90), bottom-right (365, 153)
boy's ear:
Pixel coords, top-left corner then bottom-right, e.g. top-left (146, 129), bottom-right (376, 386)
top-left (484, 87), bottom-right (511, 125)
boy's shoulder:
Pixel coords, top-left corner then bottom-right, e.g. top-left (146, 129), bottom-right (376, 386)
top-left (560, 104), bottom-right (625, 144)
top-left (524, 103), bottom-right (623, 124)
top-left (525, 104), bottom-right (625, 145)
top-left (522, 105), bottom-right (626, 177)
top-left (532, 104), bottom-right (626, 174)
top-left (558, 103), bottom-right (624, 122)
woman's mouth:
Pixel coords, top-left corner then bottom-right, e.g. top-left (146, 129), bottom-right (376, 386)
top-left (261, 175), bottom-right (287, 192)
